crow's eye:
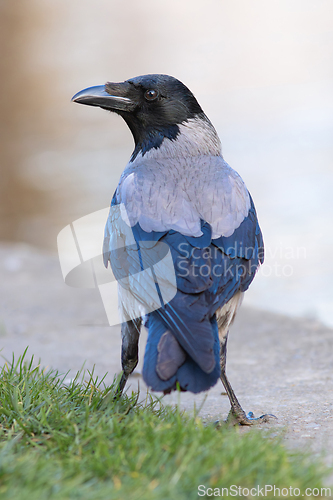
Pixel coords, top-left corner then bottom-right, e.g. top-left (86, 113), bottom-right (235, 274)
top-left (144, 89), bottom-right (159, 101)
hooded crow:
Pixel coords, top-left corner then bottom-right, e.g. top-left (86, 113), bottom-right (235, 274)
top-left (72, 74), bottom-right (272, 425)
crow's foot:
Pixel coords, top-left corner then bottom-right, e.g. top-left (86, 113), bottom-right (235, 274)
top-left (226, 409), bottom-right (277, 426)
top-left (98, 372), bottom-right (127, 409)
top-left (219, 369), bottom-right (277, 426)
top-left (112, 372), bottom-right (127, 401)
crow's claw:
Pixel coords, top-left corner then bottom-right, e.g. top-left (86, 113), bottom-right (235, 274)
top-left (246, 411), bottom-right (277, 424)
top-left (226, 409), bottom-right (277, 426)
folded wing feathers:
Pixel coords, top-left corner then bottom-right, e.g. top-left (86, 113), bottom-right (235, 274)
top-left (104, 153), bottom-right (262, 385)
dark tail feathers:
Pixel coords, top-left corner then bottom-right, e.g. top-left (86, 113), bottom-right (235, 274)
top-left (142, 312), bottom-right (221, 394)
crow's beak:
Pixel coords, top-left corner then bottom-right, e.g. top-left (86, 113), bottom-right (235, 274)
top-left (71, 83), bottom-right (136, 112)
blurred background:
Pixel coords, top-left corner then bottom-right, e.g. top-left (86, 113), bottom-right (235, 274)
top-left (0, 0), bottom-right (332, 326)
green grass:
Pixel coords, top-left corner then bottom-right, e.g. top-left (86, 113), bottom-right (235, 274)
top-left (0, 349), bottom-right (329, 499)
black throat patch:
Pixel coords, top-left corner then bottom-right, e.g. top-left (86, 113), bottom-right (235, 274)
top-left (129, 123), bottom-right (180, 161)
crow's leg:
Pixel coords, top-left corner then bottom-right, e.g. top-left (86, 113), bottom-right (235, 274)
top-left (220, 333), bottom-right (276, 426)
top-left (114, 317), bottom-right (142, 398)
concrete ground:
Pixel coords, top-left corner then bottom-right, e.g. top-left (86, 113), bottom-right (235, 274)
top-left (1, 243), bottom-right (333, 469)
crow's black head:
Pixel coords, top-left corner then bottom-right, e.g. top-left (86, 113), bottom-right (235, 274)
top-left (72, 74), bottom-right (207, 157)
